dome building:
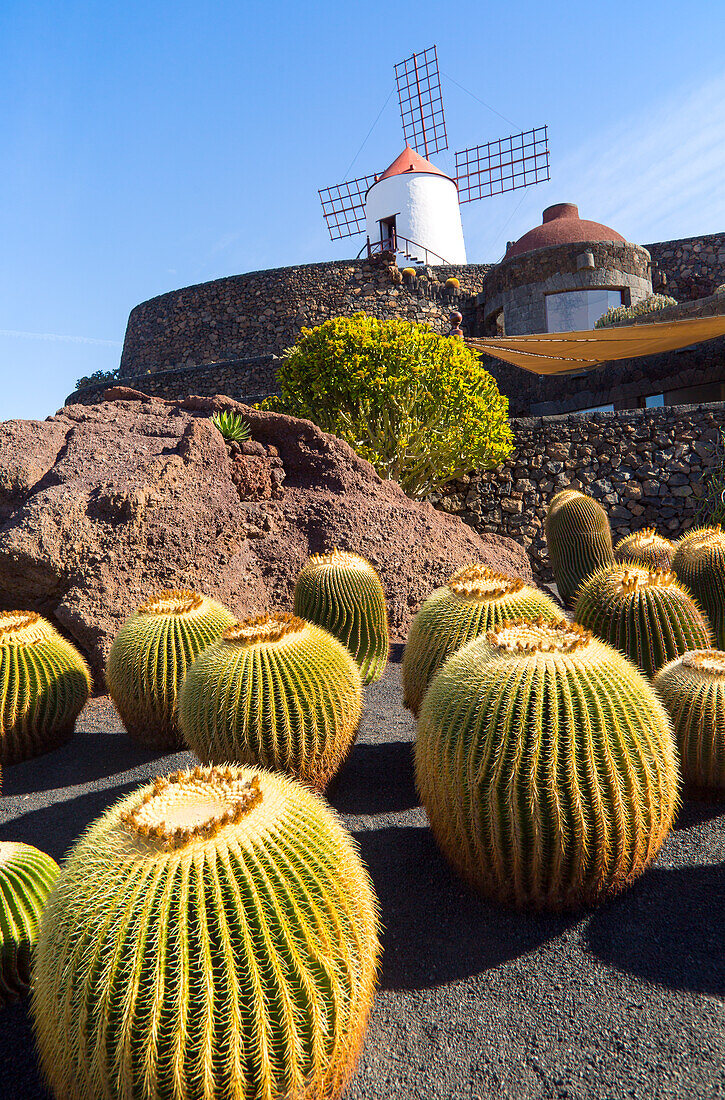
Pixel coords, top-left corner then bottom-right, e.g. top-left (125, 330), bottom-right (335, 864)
top-left (480, 203), bottom-right (653, 336)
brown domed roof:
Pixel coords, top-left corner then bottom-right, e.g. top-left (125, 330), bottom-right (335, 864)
top-left (504, 203), bottom-right (626, 259)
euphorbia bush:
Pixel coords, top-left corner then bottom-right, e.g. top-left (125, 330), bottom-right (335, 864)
top-left (263, 313), bottom-right (513, 498)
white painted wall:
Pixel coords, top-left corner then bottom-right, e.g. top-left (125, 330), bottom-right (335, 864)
top-left (364, 172), bottom-right (467, 265)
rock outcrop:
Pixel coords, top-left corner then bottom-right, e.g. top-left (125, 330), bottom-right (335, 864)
top-left (0, 391), bottom-right (531, 682)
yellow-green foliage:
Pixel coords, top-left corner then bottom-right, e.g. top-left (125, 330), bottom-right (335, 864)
top-left (615, 528), bottom-right (675, 570)
top-left (654, 649), bottom-right (725, 797)
top-left (0, 611), bottom-right (90, 764)
top-left (179, 614), bottom-right (362, 790)
top-left (672, 525), bottom-right (725, 648)
top-left (594, 293), bottom-right (678, 328)
top-left (32, 764), bottom-right (380, 1100)
top-left (0, 842), bottom-right (59, 1006)
top-left (260, 313), bottom-right (513, 499)
top-left (106, 590), bottom-right (236, 749)
top-left (293, 549), bottom-right (389, 683)
top-left (415, 620), bottom-right (679, 910)
top-left (545, 489), bottom-right (614, 606)
top-left (402, 564), bottom-right (561, 717)
top-left (445, 277), bottom-right (460, 289)
top-left (575, 564), bottom-right (712, 677)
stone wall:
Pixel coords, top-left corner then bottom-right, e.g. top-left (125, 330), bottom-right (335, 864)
top-left (119, 255), bottom-right (491, 378)
top-left (67, 355), bottom-right (280, 407)
top-left (434, 402), bottom-right (725, 580)
top-left (647, 232), bottom-right (725, 301)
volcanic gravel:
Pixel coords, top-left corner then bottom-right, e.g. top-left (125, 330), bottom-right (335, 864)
top-left (1, 663), bottom-right (723, 1099)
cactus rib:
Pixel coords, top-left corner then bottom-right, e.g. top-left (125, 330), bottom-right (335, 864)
top-left (545, 489), bottom-right (614, 607)
top-left (0, 842), bottom-right (60, 1007)
top-left (672, 525), bottom-right (725, 648)
top-left (654, 649), bottom-right (725, 797)
top-left (614, 528), bottom-right (675, 570)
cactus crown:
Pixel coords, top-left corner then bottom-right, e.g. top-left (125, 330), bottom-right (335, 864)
top-left (487, 618), bottom-right (591, 654)
top-left (0, 610), bottom-right (49, 645)
top-left (677, 525), bottom-right (725, 560)
top-left (615, 566), bottom-right (677, 594)
top-left (223, 612), bottom-right (307, 646)
top-left (681, 648), bottom-right (725, 676)
top-left (448, 564), bottom-right (525, 600)
top-left (308, 547), bottom-right (376, 573)
top-left (137, 589), bottom-right (204, 616)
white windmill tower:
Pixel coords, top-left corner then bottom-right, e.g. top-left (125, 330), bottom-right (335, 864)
top-left (319, 46), bottom-right (551, 266)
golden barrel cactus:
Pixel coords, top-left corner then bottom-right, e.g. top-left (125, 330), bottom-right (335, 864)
top-left (0, 611), bottom-right (90, 764)
top-left (106, 589), bottom-right (236, 749)
top-left (293, 549), bottom-right (389, 683)
top-left (415, 619), bottom-right (679, 910)
top-left (402, 564), bottom-right (561, 717)
top-left (672, 525), bottom-right (725, 648)
top-left (575, 564), bottom-right (712, 677)
top-left (654, 649), bottom-right (725, 797)
top-left (545, 489), bottom-right (614, 606)
top-left (32, 764), bottom-right (380, 1100)
top-left (0, 842), bottom-right (59, 1006)
top-left (615, 528), bottom-right (675, 570)
top-left (179, 613), bottom-right (362, 790)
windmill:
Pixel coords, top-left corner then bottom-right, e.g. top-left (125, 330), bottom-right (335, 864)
top-left (319, 45), bottom-right (550, 266)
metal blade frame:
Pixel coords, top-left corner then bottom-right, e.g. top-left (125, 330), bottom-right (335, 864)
top-left (455, 125), bottom-right (550, 203)
top-left (318, 175), bottom-right (377, 241)
top-left (394, 45), bottom-right (448, 158)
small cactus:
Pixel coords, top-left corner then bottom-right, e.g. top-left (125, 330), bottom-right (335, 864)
top-left (615, 528), bottom-right (675, 570)
top-left (106, 589), bottom-right (236, 749)
top-left (445, 277), bottom-right (460, 290)
top-left (0, 842), bottom-right (59, 1006)
top-left (402, 267), bottom-right (417, 278)
top-left (32, 764), bottom-right (380, 1100)
top-left (654, 649), bottom-right (725, 797)
top-left (211, 410), bottom-right (251, 441)
top-left (415, 619), bottom-right (679, 910)
top-left (402, 564), bottom-right (561, 716)
top-left (0, 611), bottom-right (90, 764)
top-left (545, 489), bottom-right (614, 606)
top-left (293, 549), bottom-right (389, 683)
top-left (179, 613), bottom-right (362, 790)
top-left (575, 564), bottom-right (712, 677)
top-left (672, 525), bottom-right (725, 648)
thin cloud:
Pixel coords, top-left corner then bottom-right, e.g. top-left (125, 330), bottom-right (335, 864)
top-left (0, 329), bottom-right (122, 347)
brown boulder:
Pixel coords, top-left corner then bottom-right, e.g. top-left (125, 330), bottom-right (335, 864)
top-left (0, 392), bottom-right (531, 682)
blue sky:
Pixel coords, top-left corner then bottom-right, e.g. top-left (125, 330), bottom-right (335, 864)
top-left (2, 0), bottom-right (725, 420)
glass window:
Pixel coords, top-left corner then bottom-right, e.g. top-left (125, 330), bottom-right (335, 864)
top-left (645, 393), bottom-right (664, 407)
top-left (573, 403), bottom-right (614, 414)
top-left (545, 289), bottom-right (624, 332)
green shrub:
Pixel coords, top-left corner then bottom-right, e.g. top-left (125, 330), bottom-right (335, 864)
top-left (211, 410), bottom-right (251, 441)
top-left (75, 368), bottom-right (119, 389)
top-left (594, 294), bottom-right (678, 328)
top-left (261, 314), bottom-right (513, 498)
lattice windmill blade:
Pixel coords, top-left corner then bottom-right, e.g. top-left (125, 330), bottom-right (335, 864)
top-left (394, 45), bottom-right (448, 158)
top-left (318, 174), bottom-right (378, 241)
top-left (455, 125), bottom-right (550, 203)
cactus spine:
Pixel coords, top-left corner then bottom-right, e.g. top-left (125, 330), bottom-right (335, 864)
top-left (0, 611), bottom-right (90, 764)
top-left (0, 842), bottom-right (59, 1006)
top-left (106, 589), bottom-right (236, 749)
top-left (416, 619), bottom-right (679, 910)
top-left (615, 528), bottom-right (675, 570)
top-left (293, 549), bottom-right (389, 683)
top-left (179, 613), bottom-right (362, 790)
top-left (402, 564), bottom-right (561, 717)
top-left (545, 489), bottom-right (614, 606)
top-left (672, 525), bottom-right (725, 648)
top-left (654, 649), bottom-right (725, 797)
top-left (575, 564), bottom-right (712, 677)
top-left (32, 764), bottom-right (380, 1100)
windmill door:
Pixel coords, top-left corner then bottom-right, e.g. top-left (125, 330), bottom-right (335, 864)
top-left (380, 215), bottom-right (397, 251)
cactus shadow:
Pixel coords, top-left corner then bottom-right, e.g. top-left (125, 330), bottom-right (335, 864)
top-left (354, 824), bottom-right (571, 991)
top-left (672, 796), bottom-right (725, 831)
top-left (585, 863), bottom-right (725, 995)
top-left (329, 739), bottom-right (419, 814)
top-left (0, 1002), bottom-right (49, 1099)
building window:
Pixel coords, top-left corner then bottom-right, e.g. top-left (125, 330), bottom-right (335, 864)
top-left (645, 393), bottom-right (664, 408)
top-left (545, 289), bottom-right (624, 332)
top-left (573, 403), bottom-right (614, 414)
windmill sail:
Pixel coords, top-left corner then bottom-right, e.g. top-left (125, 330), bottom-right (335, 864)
top-left (455, 126), bottom-right (550, 203)
top-left (319, 175), bottom-right (378, 241)
top-left (394, 45), bottom-right (448, 158)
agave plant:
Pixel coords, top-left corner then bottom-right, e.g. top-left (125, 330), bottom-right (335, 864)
top-left (211, 410), bottom-right (251, 442)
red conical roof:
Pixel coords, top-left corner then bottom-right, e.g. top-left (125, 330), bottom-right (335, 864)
top-left (504, 204), bottom-right (626, 259)
top-left (376, 145), bottom-right (451, 182)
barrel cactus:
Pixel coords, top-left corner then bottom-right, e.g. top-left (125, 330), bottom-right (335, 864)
top-left (415, 619), bottom-right (679, 910)
top-left (0, 611), bottom-right (90, 764)
top-left (32, 764), bottom-right (380, 1100)
top-left (672, 525), bottom-right (725, 648)
top-left (179, 613), bottom-right (362, 790)
top-left (575, 564), bottom-right (712, 677)
top-left (654, 649), bottom-right (725, 797)
top-left (106, 589), bottom-right (236, 749)
top-left (293, 549), bottom-right (389, 683)
top-left (402, 564), bottom-right (561, 716)
top-left (0, 842), bottom-right (59, 1006)
top-left (615, 528), bottom-right (675, 570)
top-left (545, 489), bottom-right (614, 606)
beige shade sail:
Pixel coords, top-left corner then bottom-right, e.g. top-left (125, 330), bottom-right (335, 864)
top-left (465, 315), bottom-right (725, 375)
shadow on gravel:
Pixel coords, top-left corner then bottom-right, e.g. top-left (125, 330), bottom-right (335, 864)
top-left (330, 739), bottom-right (419, 814)
top-left (673, 797), bottom-right (725, 831)
top-left (0, 1002), bottom-right (48, 1100)
top-left (355, 824), bottom-right (570, 991)
top-left (585, 863), bottom-right (725, 995)
top-left (1, 732), bottom-right (168, 796)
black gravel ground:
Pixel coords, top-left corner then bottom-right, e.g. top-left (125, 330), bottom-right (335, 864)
top-left (1, 664), bottom-right (723, 1100)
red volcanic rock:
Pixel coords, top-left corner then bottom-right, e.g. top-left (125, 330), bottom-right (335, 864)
top-left (0, 392), bottom-right (532, 682)
top-left (505, 203), bottom-right (626, 259)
